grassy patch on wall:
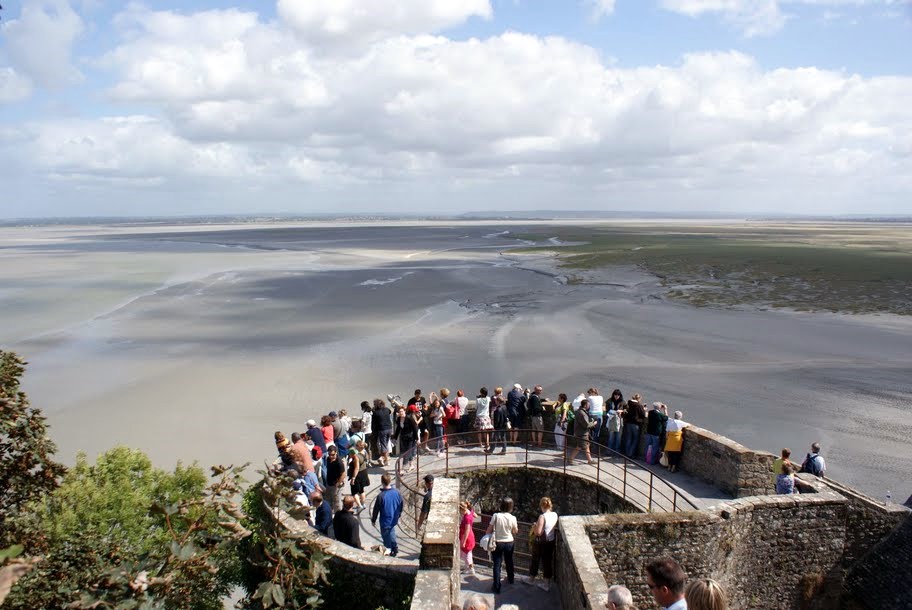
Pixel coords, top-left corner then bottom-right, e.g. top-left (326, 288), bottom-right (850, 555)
top-left (514, 223), bottom-right (912, 315)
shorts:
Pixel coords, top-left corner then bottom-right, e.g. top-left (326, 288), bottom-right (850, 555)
top-left (530, 416), bottom-right (543, 431)
top-left (574, 436), bottom-right (590, 451)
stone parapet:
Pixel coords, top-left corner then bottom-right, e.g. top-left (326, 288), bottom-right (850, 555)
top-left (582, 490), bottom-right (858, 610)
top-left (411, 477), bottom-right (461, 610)
top-left (679, 425), bottom-right (776, 497)
top-left (557, 516), bottom-right (610, 610)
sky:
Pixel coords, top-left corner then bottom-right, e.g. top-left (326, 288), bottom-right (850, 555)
top-left (0, 0), bottom-right (910, 218)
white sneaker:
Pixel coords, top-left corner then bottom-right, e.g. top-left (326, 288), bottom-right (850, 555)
top-left (536, 580), bottom-right (551, 592)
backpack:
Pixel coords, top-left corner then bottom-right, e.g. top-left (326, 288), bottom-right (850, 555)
top-left (800, 453), bottom-right (823, 476)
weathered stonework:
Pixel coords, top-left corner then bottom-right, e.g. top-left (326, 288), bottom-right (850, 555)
top-left (457, 465), bottom-right (638, 521)
top-left (679, 425), bottom-right (776, 497)
top-left (410, 477), bottom-right (461, 610)
top-left (271, 505), bottom-right (418, 610)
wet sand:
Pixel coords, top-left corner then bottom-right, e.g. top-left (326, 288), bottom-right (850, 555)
top-left (0, 221), bottom-right (909, 499)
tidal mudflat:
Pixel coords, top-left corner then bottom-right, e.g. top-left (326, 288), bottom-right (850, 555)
top-left (1, 220), bottom-right (909, 499)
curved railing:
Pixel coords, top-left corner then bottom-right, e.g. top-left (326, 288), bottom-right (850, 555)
top-left (393, 428), bottom-right (698, 539)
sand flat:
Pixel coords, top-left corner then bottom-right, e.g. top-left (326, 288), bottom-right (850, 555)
top-left (1, 221), bottom-right (909, 499)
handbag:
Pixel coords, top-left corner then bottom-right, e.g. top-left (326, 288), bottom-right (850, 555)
top-left (479, 533), bottom-right (496, 553)
top-left (659, 451), bottom-right (669, 467)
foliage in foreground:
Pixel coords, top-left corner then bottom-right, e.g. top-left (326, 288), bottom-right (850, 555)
top-left (0, 348), bottom-right (333, 609)
top-left (0, 351), bottom-right (67, 547)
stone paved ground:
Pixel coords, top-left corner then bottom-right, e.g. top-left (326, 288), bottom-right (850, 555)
top-left (459, 564), bottom-right (562, 610)
top-left (352, 441), bottom-right (732, 609)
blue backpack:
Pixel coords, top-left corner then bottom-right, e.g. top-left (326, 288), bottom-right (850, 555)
top-left (800, 453), bottom-right (823, 476)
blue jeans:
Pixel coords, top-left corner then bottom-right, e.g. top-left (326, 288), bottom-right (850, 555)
top-left (589, 415), bottom-right (603, 442)
top-left (492, 541), bottom-right (515, 593)
top-left (381, 525), bottom-right (398, 557)
top-left (645, 434), bottom-right (662, 463)
top-left (623, 423), bottom-right (640, 457)
top-left (431, 424), bottom-right (445, 453)
top-left (492, 430), bottom-right (507, 451)
top-left (607, 430), bottom-right (622, 452)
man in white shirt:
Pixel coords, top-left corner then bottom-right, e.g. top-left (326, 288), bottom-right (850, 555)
top-left (645, 556), bottom-right (688, 610)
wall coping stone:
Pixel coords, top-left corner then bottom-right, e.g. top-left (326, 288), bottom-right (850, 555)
top-left (560, 515), bottom-right (611, 609)
top-left (271, 504), bottom-right (418, 576)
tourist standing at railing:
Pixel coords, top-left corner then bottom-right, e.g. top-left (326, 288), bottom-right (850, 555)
top-left (622, 394), bottom-right (646, 458)
top-left (360, 400), bottom-right (373, 460)
top-left (455, 389), bottom-right (471, 438)
top-left (646, 402), bottom-right (669, 464)
top-left (459, 500), bottom-right (477, 576)
top-left (320, 415), bottom-right (335, 449)
top-left (486, 497), bottom-right (519, 595)
top-left (289, 432), bottom-right (315, 475)
top-left (553, 393), bottom-right (572, 451)
top-left (475, 387), bottom-right (493, 451)
top-left (663, 411), bottom-right (688, 473)
top-left (567, 399), bottom-right (597, 465)
top-left (605, 405), bottom-right (624, 453)
top-left (372, 397), bottom-right (393, 467)
top-left (506, 383), bottom-right (526, 443)
top-left (323, 445), bottom-right (345, 513)
top-left (527, 385), bottom-right (545, 447)
top-left (489, 393), bottom-right (509, 455)
top-left (427, 393), bottom-right (446, 456)
top-left (587, 388), bottom-right (605, 441)
top-left (348, 440), bottom-right (370, 513)
top-left (407, 389), bottom-right (428, 449)
top-left (393, 404), bottom-right (419, 470)
top-left (524, 496), bottom-right (558, 592)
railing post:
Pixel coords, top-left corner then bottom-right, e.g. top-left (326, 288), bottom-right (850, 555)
top-left (673, 489), bottom-right (678, 512)
top-left (562, 433), bottom-right (567, 476)
top-left (622, 459), bottom-right (627, 499)
top-left (445, 437), bottom-right (450, 476)
top-left (524, 430), bottom-right (529, 468)
top-left (648, 471), bottom-right (654, 512)
top-left (416, 447), bottom-right (420, 486)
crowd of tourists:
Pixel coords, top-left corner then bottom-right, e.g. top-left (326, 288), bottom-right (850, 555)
top-left (269, 383), bottom-right (828, 605)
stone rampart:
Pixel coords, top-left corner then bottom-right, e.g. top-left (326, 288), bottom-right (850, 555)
top-left (270, 505), bottom-right (418, 610)
top-left (409, 477), bottom-right (461, 610)
top-left (679, 425), bottom-right (776, 497)
top-left (556, 516), bottom-right (610, 610)
top-left (584, 491), bottom-right (851, 610)
top-left (458, 465), bottom-right (639, 521)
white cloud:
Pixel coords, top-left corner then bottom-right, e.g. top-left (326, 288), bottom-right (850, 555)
top-left (276, 0), bottom-right (492, 47)
top-left (585, 0), bottom-right (617, 22)
top-left (0, 67), bottom-right (33, 103)
top-left (661, 0), bottom-right (911, 36)
top-left (3, 3), bottom-right (911, 216)
top-left (1, 0), bottom-right (85, 89)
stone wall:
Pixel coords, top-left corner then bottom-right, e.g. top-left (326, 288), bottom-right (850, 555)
top-left (557, 516), bottom-right (610, 610)
top-left (679, 425), bottom-right (776, 497)
top-left (585, 491), bottom-right (851, 610)
top-left (842, 513), bottom-right (912, 610)
top-left (410, 477), bottom-right (461, 610)
top-left (271, 505), bottom-right (417, 610)
top-left (457, 465), bottom-right (639, 522)
top-left (813, 477), bottom-right (910, 569)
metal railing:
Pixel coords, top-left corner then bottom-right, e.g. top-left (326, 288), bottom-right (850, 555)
top-left (394, 428), bottom-right (698, 534)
